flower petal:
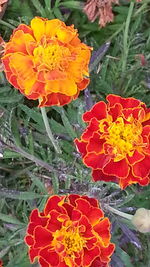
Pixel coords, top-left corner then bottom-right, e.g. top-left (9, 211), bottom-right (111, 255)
top-left (103, 159), bottom-right (129, 178)
top-left (93, 218), bottom-right (111, 246)
top-left (92, 169), bottom-right (117, 183)
top-left (127, 150), bottom-right (145, 165)
top-left (133, 156), bottom-right (150, 178)
top-left (83, 101), bottom-right (107, 122)
top-left (39, 93), bottom-right (72, 107)
top-left (31, 17), bottom-right (46, 41)
top-left (83, 247), bottom-right (100, 266)
top-left (107, 94), bottom-right (141, 109)
top-left (40, 248), bottom-right (60, 266)
top-left (34, 226), bottom-right (53, 248)
top-left (84, 152), bottom-right (110, 169)
top-left (44, 195), bottom-right (65, 216)
top-left (82, 117), bottom-right (100, 141)
top-left (87, 132), bottom-right (105, 153)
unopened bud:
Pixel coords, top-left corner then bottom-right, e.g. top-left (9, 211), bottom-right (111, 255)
top-left (132, 208), bottom-right (150, 233)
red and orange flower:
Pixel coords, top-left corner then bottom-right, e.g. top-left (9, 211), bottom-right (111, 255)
top-left (2, 17), bottom-right (91, 107)
top-left (24, 194), bottom-right (115, 267)
top-left (0, 259), bottom-right (3, 267)
top-left (75, 94), bottom-right (150, 189)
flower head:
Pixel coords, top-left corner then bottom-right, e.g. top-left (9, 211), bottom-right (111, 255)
top-left (24, 194), bottom-right (115, 267)
top-left (132, 208), bottom-right (150, 233)
top-left (0, 259), bottom-right (3, 267)
top-left (75, 94), bottom-right (150, 189)
top-left (2, 17), bottom-right (91, 107)
top-left (84, 0), bottom-right (118, 27)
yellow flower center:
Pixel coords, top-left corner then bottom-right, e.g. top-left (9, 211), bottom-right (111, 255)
top-left (63, 228), bottom-right (85, 255)
top-left (33, 43), bottom-right (71, 70)
top-left (52, 222), bottom-right (85, 258)
top-left (100, 117), bottom-right (143, 161)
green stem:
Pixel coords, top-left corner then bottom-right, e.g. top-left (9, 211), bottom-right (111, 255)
top-left (105, 205), bottom-right (133, 221)
top-left (122, 1), bottom-right (134, 74)
top-left (40, 107), bottom-right (62, 154)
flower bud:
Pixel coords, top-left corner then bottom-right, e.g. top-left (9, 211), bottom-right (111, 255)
top-left (132, 208), bottom-right (150, 233)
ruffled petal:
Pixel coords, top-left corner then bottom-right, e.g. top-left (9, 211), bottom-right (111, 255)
top-left (103, 159), bottom-right (129, 178)
top-left (133, 156), bottom-right (150, 178)
top-left (107, 94), bottom-right (141, 109)
top-left (83, 101), bottom-right (107, 122)
top-left (84, 152), bottom-right (110, 169)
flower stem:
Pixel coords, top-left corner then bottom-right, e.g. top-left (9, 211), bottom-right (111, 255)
top-left (105, 205), bottom-right (133, 221)
top-left (40, 107), bottom-right (62, 154)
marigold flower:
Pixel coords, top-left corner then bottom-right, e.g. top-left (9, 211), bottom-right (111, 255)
top-left (132, 208), bottom-right (150, 233)
top-left (2, 17), bottom-right (91, 107)
top-left (24, 194), bottom-right (115, 267)
top-left (84, 0), bottom-right (118, 27)
top-left (75, 94), bottom-right (150, 189)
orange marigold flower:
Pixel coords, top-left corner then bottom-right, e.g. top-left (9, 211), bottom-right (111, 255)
top-left (24, 194), bottom-right (115, 267)
top-left (75, 94), bottom-right (150, 189)
top-left (2, 17), bottom-right (91, 107)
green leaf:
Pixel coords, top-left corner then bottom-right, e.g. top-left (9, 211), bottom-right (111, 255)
top-left (0, 86), bottom-right (11, 94)
top-left (59, 1), bottom-right (83, 9)
top-left (10, 110), bottom-right (22, 147)
top-left (0, 246), bottom-right (10, 258)
top-left (0, 188), bottom-right (43, 200)
top-left (31, 0), bottom-right (47, 17)
top-left (0, 94), bottom-right (23, 103)
top-left (27, 172), bottom-right (47, 193)
top-left (118, 248), bottom-right (134, 267)
top-left (60, 108), bottom-right (77, 140)
top-left (19, 104), bottom-right (43, 126)
top-left (3, 150), bottom-right (21, 159)
top-left (51, 173), bottom-right (59, 194)
top-left (0, 213), bottom-right (24, 225)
